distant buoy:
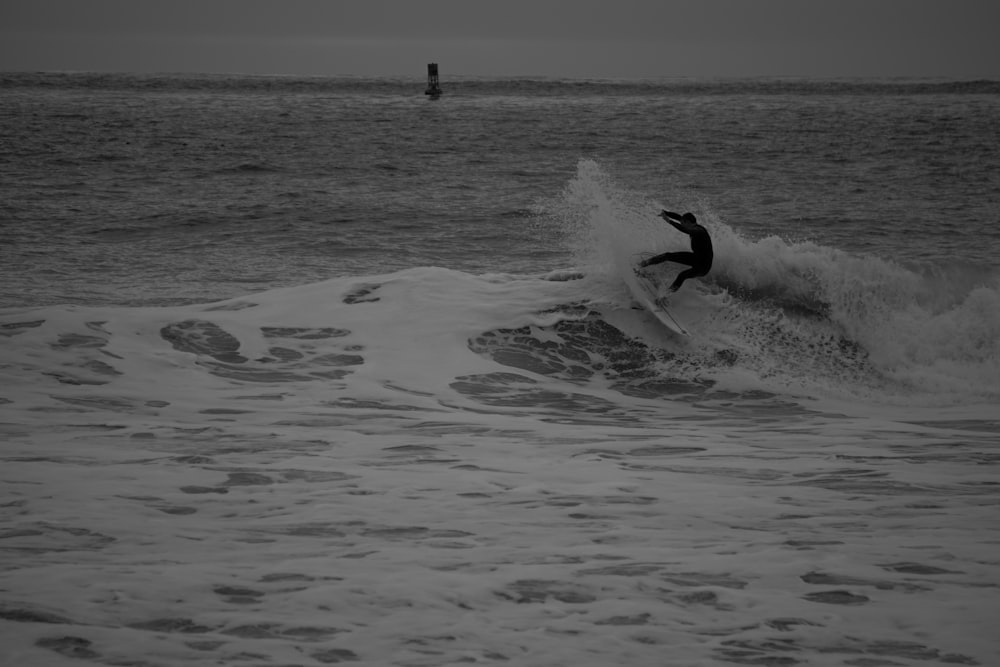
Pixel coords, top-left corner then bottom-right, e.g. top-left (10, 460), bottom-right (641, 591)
top-left (425, 63), bottom-right (442, 97)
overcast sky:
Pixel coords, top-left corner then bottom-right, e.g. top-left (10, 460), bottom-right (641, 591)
top-left (2, 0), bottom-right (998, 79)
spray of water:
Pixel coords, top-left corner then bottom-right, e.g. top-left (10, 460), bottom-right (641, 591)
top-left (548, 159), bottom-right (1000, 401)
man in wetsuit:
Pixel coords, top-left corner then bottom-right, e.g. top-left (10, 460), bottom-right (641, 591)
top-left (637, 210), bottom-right (713, 292)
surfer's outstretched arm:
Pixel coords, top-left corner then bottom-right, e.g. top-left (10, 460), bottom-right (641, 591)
top-left (659, 210), bottom-right (692, 234)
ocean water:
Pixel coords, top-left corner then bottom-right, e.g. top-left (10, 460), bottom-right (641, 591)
top-left (1, 72), bottom-right (999, 666)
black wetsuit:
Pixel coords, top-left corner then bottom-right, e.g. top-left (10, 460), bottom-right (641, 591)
top-left (641, 211), bottom-right (713, 292)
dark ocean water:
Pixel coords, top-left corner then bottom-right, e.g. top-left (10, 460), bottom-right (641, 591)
top-left (1, 73), bottom-right (999, 666)
top-left (2, 72), bottom-right (998, 306)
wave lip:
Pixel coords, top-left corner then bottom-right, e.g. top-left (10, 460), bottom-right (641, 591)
top-left (550, 158), bottom-right (1000, 403)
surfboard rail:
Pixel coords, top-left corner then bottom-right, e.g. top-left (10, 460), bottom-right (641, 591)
top-left (626, 268), bottom-right (690, 336)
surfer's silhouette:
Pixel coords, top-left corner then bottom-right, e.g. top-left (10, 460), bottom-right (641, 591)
top-left (637, 210), bottom-right (713, 292)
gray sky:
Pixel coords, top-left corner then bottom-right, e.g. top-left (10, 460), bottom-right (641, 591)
top-left (2, 0), bottom-right (998, 78)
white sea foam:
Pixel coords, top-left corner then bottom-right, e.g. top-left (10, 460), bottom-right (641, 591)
top-left (2, 256), bottom-right (998, 665)
top-left (553, 159), bottom-right (1000, 403)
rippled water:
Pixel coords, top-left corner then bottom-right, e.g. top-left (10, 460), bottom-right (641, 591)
top-left (2, 73), bottom-right (998, 306)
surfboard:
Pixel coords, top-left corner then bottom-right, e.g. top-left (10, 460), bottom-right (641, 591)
top-left (626, 268), bottom-right (690, 336)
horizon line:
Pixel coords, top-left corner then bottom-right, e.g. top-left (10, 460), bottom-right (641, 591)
top-left (4, 69), bottom-right (997, 84)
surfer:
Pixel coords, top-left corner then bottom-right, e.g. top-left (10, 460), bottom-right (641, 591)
top-left (637, 210), bottom-right (713, 292)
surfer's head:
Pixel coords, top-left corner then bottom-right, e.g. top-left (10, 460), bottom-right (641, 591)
top-left (682, 212), bottom-right (697, 224)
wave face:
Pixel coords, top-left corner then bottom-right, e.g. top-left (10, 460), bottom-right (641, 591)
top-left (2, 160), bottom-right (998, 413)
top-left (2, 232), bottom-right (997, 425)
top-left (540, 160), bottom-right (1000, 403)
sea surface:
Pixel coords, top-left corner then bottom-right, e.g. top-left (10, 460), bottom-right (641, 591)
top-left (1, 72), bottom-right (999, 666)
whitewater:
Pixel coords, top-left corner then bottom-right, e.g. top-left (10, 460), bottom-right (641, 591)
top-left (3, 159), bottom-right (998, 666)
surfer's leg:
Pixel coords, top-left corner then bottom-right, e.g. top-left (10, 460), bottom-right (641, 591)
top-left (668, 267), bottom-right (698, 292)
top-left (668, 264), bottom-right (710, 292)
top-left (641, 251), bottom-right (697, 268)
